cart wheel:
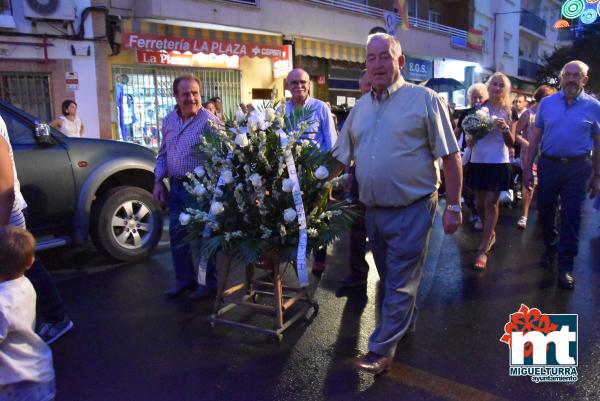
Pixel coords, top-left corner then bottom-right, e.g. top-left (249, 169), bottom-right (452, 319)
top-left (251, 293), bottom-right (258, 303)
top-left (276, 334), bottom-right (283, 342)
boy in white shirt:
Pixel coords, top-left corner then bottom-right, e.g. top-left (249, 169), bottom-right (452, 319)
top-left (0, 226), bottom-right (56, 401)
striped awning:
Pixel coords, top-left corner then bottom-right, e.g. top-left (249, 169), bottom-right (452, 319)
top-left (121, 19), bottom-right (283, 47)
top-left (295, 38), bottom-right (365, 63)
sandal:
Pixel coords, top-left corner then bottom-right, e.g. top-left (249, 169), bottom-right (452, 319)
top-left (474, 252), bottom-right (488, 271)
top-left (517, 216), bottom-right (527, 230)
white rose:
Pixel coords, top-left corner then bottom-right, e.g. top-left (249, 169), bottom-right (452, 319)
top-left (282, 178), bottom-right (295, 192)
top-left (192, 184), bottom-right (206, 196)
top-left (283, 208), bottom-right (297, 223)
top-left (263, 108), bottom-right (276, 122)
top-left (249, 173), bottom-right (262, 188)
top-left (179, 212), bottom-right (192, 226)
top-left (247, 112), bottom-right (264, 130)
top-left (193, 166), bottom-right (205, 178)
top-left (210, 202), bottom-right (225, 215)
top-left (222, 170), bottom-right (234, 184)
top-left (235, 133), bottom-right (249, 148)
top-left (259, 120), bottom-right (271, 131)
top-left (315, 165), bottom-right (329, 180)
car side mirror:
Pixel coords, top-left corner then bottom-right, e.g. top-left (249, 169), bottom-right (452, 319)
top-left (34, 122), bottom-right (53, 145)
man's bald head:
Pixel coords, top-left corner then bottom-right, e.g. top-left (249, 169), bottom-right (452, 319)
top-left (287, 68), bottom-right (311, 105)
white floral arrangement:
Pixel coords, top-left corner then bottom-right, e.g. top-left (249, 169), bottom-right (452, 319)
top-left (179, 100), bottom-right (354, 264)
top-left (462, 106), bottom-right (494, 141)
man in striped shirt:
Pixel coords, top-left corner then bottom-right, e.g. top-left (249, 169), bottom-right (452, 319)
top-left (153, 75), bottom-right (219, 300)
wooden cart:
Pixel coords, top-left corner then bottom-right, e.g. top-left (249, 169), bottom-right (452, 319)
top-left (208, 255), bottom-right (318, 341)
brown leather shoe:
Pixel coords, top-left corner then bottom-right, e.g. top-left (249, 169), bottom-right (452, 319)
top-left (354, 352), bottom-right (393, 374)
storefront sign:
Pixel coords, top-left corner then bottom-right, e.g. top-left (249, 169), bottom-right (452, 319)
top-left (65, 72), bottom-right (79, 90)
top-left (273, 45), bottom-right (293, 79)
top-left (124, 32), bottom-right (285, 59)
top-left (402, 56), bottom-right (432, 81)
top-left (137, 51), bottom-right (240, 69)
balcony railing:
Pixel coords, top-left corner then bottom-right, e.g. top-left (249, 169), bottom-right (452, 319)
top-left (518, 58), bottom-right (542, 79)
top-left (520, 8), bottom-right (546, 37)
top-left (220, 0), bottom-right (258, 5)
top-left (304, 0), bottom-right (468, 40)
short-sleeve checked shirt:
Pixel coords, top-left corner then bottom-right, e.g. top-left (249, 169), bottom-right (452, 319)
top-left (333, 77), bottom-right (459, 207)
top-left (154, 107), bottom-right (218, 180)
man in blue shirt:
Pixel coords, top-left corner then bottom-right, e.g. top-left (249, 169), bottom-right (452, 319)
top-left (524, 60), bottom-right (600, 290)
top-left (285, 68), bottom-right (338, 276)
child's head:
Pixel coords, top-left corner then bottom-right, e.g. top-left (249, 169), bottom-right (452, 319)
top-left (0, 226), bottom-right (36, 280)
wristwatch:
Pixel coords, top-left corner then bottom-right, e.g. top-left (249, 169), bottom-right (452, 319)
top-left (446, 204), bottom-right (462, 213)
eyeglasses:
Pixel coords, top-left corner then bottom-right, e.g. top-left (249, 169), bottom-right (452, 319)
top-left (562, 72), bottom-right (583, 79)
top-left (289, 80), bottom-right (309, 85)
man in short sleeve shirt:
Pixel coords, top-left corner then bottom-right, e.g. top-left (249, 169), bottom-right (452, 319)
top-left (330, 33), bottom-right (463, 374)
top-left (284, 68), bottom-right (338, 275)
top-left (524, 60), bottom-right (600, 290)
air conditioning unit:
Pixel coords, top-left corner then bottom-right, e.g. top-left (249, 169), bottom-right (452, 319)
top-left (24, 0), bottom-right (76, 21)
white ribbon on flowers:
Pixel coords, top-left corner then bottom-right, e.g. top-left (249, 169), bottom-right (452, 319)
top-left (197, 153), bottom-right (234, 285)
top-left (279, 132), bottom-right (309, 287)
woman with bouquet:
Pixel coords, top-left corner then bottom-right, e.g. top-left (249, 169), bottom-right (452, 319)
top-left (465, 72), bottom-right (515, 270)
top-left (457, 83), bottom-right (489, 231)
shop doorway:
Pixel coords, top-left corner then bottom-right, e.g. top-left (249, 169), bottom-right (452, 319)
top-left (112, 66), bottom-right (241, 149)
top-left (0, 72), bottom-right (53, 121)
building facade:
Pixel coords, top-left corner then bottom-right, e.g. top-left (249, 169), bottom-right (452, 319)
top-left (0, 0), bottom-right (103, 137)
top-left (473, 0), bottom-right (569, 95)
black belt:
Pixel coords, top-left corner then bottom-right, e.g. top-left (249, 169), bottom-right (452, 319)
top-left (540, 154), bottom-right (590, 164)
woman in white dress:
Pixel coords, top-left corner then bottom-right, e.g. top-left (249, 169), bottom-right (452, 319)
top-left (51, 100), bottom-right (84, 137)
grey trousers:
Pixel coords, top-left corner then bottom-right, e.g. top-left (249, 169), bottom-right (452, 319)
top-left (365, 194), bottom-right (437, 357)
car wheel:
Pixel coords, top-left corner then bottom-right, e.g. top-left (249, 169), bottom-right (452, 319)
top-left (91, 186), bottom-right (163, 262)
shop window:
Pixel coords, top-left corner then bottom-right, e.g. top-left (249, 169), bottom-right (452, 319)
top-left (112, 66), bottom-right (241, 150)
top-left (0, 73), bottom-right (52, 122)
top-left (0, 0), bottom-right (12, 14)
top-left (428, 11), bottom-right (441, 25)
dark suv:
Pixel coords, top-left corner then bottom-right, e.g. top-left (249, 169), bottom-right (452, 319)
top-left (1, 101), bottom-right (163, 262)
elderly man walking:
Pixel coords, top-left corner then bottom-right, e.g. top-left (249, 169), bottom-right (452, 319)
top-left (524, 60), bottom-right (600, 290)
top-left (329, 33), bottom-right (462, 374)
top-left (153, 75), bottom-right (218, 300)
top-left (285, 68), bottom-right (338, 275)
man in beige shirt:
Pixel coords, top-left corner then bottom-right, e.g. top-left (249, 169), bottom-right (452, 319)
top-left (330, 33), bottom-right (463, 374)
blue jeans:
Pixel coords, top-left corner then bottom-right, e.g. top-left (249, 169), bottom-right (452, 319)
top-left (0, 379), bottom-right (55, 401)
top-left (168, 178), bottom-right (217, 289)
top-left (537, 157), bottom-right (592, 273)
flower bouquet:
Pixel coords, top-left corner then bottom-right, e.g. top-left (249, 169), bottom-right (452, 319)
top-left (461, 106), bottom-right (494, 142)
top-left (179, 100), bottom-right (354, 284)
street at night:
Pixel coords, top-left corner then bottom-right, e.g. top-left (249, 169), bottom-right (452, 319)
top-left (43, 200), bottom-right (600, 401)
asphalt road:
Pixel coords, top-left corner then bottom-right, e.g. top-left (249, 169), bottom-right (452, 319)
top-left (41, 199), bottom-right (600, 401)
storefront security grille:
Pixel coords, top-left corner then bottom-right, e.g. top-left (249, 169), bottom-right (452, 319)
top-left (0, 73), bottom-right (52, 122)
top-left (112, 65), bottom-right (241, 149)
